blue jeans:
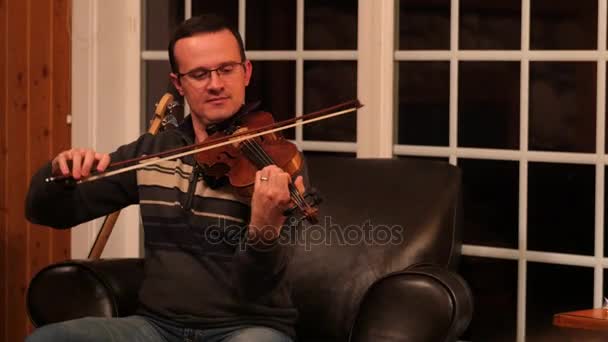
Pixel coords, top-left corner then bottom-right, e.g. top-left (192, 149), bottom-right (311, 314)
top-left (25, 315), bottom-right (293, 342)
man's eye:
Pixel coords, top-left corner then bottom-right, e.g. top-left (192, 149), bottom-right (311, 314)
top-left (219, 65), bottom-right (235, 73)
top-left (190, 70), bottom-right (209, 79)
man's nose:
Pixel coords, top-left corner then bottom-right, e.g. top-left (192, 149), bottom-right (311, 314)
top-left (207, 70), bottom-right (224, 90)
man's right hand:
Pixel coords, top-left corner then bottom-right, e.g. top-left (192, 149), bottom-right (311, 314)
top-left (51, 148), bottom-right (111, 180)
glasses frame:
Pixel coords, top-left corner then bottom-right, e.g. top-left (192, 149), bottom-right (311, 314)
top-left (176, 61), bottom-right (246, 84)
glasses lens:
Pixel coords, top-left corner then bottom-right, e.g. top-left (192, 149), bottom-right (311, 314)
top-left (184, 62), bottom-right (244, 83)
top-left (219, 64), bottom-right (235, 75)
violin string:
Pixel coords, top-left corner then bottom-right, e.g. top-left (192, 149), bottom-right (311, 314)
top-left (240, 138), bottom-right (306, 209)
top-left (239, 139), bottom-right (307, 210)
top-left (247, 140), bottom-right (309, 210)
top-left (241, 139), bottom-right (273, 168)
top-left (241, 139), bottom-right (308, 210)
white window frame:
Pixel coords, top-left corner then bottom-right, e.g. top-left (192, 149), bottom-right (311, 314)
top-left (392, 1), bottom-right (608, 341)
top-left (72, 0), bottom-right (608, 340)
top-left (71, 0), bottom-right (141, 259)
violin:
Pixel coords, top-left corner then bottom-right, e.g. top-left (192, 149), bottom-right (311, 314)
top-left (198, 109), bottom-right (317, 223)
top-left (47, 99), bottom-right (363, 224)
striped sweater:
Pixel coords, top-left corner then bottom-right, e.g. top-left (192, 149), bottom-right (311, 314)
top-left (25, 115), bottom-right (299, 337)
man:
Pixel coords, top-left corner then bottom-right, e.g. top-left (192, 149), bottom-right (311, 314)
top-left (26, 14), bottom-right (303, 342)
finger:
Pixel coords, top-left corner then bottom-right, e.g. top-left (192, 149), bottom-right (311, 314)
top-left (81, 149), bottom-right (95, 177)
top-left (270, 172), bottom-right (291, 204)
top-left (261, 164), bottom-right (280, 175)
top-left (96, 153), bottom-right (111, 172)
top-left (294, 176), bottom-right (306, 194)
top-left (258, 169), bottom-right (271, 184)
top-left (56, 151), bottom-right (72, 176)
top-left (273, 172), bottom-right (290, 189)
top-left (254, 170), bottom-right (267, 193)
top-left (72, 149), bottom-right (83, 180)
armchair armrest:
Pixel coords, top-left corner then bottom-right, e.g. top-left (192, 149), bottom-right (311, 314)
top-left (349, 265), bottom-right (473, 342)
top-left (27, 258), bottom-right (145, 327)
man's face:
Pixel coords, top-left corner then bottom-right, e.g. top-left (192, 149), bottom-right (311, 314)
top-left (170, 29), bottom-right (252, 127)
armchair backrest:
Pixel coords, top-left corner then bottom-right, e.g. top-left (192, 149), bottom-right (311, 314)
top-left (288, 156), bottom-right (462, 340)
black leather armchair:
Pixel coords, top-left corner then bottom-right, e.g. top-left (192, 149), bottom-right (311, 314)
top-left (27, 156), bottom-right (473, 341)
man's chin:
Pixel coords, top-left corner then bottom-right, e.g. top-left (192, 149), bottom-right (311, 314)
top-left (199, 108), bottom-right (236, 125)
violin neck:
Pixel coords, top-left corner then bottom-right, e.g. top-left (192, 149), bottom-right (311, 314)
top-left (240, 138), bottom-right (276, 170)
top-left (241, 138), bottom-right (312, 210)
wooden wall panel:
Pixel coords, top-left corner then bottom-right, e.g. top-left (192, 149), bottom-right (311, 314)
top-left (0, 0), bottom-right (7, 339)
top-left (27, 0), bottom-right (53, 333)
top-left (6, 0), bottom-right (29, 339)
top-left (1, 0), bottom-right (71, 340)
top-left (29, 0), bottom-right (52, 277)
top-left (51, 0), bottom-right (71, 263)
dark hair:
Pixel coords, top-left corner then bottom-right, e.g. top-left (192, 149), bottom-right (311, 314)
top-left (168, 14), bottom-right (246, 73)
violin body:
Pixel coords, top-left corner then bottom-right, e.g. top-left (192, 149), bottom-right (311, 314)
top-left (194, 110), bottom-right (318, 222)
top-left (196, 111), bottom-right (303, 192)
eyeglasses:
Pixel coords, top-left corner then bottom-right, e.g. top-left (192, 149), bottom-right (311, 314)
top-left (177, 61), bottom-right (245, 84)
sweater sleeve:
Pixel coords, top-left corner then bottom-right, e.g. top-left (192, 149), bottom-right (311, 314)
top-left (232, 220), bottom-right (299, 300)
top-left (232, 156), bottom-right (312, 300)
top-left (25, 134), bottom-right (154, 229)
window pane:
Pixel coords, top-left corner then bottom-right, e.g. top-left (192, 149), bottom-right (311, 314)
top-left (246, 0), bottom-right (296, 50)
top-left (459, 0), bottom-right (521, 50)
top-left (603, 269), bottom-right (608, 304)
top-left (527, 263), bottom-right (593, 341)
top-left (143, 61), bottom-right (184, 133)
top-left (459, 256), bottom-right (517, 342)
top-left (529, 62), bottom-right (596, 153)
top-left (143, 0), bottom-right (184, 51)
top-left (530, 0), bottom-right (597, 50)
top-left (192, 0), bottom-right (239, 29)
top-left (459, 159), bottom-right (519, 249)
top-left (247, 61), bottom-right (296, 139)
top-left (398, 0), bottom-right (450, 50)
top-left (304, 0), bottom-right (357, 50)
top-left (528, 162), bottom-right (595, 255)
top-left (397, 61), bottom-right (449, 146)
top-left (458, 62), bottom-right (520, 149)
top-left (303, 61), bottom-right (357, 142)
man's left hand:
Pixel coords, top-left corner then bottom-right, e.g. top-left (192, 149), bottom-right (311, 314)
top-left (248, 165), bottom-right (305, 243)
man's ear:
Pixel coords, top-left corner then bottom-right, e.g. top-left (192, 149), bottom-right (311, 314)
top-left (170, 73), bottom-right (184, 96)
top-left (243, 60), bottom-right (253, 87)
